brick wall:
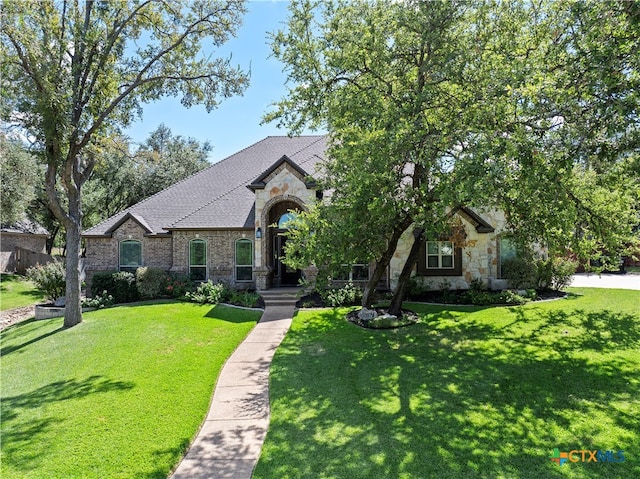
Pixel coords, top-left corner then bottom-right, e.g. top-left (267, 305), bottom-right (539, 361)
top-left (84, 218), bottom-right (172, 294)
top-left (171, 230), bottom-right (255, 288)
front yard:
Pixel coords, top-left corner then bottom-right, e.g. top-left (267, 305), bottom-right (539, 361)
top-left (0, 301), bottom-right (261, 479)
top-left (254, 288), bottom-right (639, 479)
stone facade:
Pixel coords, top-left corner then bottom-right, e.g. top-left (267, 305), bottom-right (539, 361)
top-left (390, 209), bottom-right (508, 290)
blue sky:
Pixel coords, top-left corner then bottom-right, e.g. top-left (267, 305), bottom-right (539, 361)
top-left (125, 0), bottom-right (320, 163)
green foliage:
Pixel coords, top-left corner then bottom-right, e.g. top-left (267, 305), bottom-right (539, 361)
top-left (321, 281), bottom-right (363, 307)
top-left (25, 261), bottom-right (65, 302)
top-left (503, 254), bottom-right (578, 291)
top-left (91, 271), bottom-right (139, 304)
top-left (0, 135), bottom-right (42, 225)
top-left (81, 290), bottom-right (114, 309)
top-left (407, 276), bottom-right (431, 299)
top-left (268, 0), bottom-right (640, 314)
top-left (164, 275), bottom-right (191, 299)
top-left (2, 0), bottom-right (249, 327)
top-left (135, 267), bottom-right (169, 300)
top-left (501, 256), bottom-right (537, 289)
top-left (228, 290), bottom-right (261, 309)
top-left (186, 280), bottom-right (230, 305)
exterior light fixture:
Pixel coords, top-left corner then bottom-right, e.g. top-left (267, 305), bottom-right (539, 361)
top-left (256, 227), bottom-right (262, 239)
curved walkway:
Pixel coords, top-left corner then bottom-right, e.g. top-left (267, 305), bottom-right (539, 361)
top-left (171, 289), bottom-right (298, 479)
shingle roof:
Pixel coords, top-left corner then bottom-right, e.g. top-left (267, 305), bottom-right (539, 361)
top-left (83, 135), bottom-right (328, 236)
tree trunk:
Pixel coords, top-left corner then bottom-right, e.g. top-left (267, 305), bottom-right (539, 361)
top-left (361, 217), bottom-right (412, 308)
top-left (63, 191), bottom-right (83, 328)
top-left (388, 230), bottom-right (423, 316)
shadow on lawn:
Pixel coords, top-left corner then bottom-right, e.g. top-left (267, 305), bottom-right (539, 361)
top-left (0, 320), bottom-right (65, 356)
top-left (255, 306), bottom-right (639, 479)
top-left (1, 375), bottom-right (135, 473)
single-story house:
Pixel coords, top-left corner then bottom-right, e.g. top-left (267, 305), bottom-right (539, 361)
top-left (1, 219), bottom-right (51, 273)
top-left (83, 135), bottom-right (513, 293)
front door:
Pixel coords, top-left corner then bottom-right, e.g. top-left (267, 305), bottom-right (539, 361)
top-left (274, 234), bottom-right (301, 286)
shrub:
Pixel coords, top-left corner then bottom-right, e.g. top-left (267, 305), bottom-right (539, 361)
top-left (26, 261), bottom-right (66, 302)
top-left (407, 276), bottom-right (431, 298)
top-left (136, 267), bottom-right (169, 299)
top-left (229, 290), bottom-right (260, 308)
top-left (501, 256), bottom-right (536, 289)
top-left (186, 280), bottom-right (230, 304)
top-left (321, 281), bottom-right (363, 307)
top-left (165, 275), bottom-right (191, 298)
top-left (550, 257), bottom-right (578, 290)
top-left (82, 290), bottom-right (114, 309)
top-left (91, 271), bottom-right (139, 304)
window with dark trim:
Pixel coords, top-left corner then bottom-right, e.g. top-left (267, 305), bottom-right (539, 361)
top-left (417, 241), bottom-right (463, 276)
top-left (235, 239), bottom-right (253, 281)
top-left (189, 239), bottom-right (207, 281)
top-left (119, 240), bottom-right (142, 272)
top-left (334, 264), bottom-right (370, 281)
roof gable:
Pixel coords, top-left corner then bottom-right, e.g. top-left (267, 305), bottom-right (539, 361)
top-left (104, 212), bottom-right (154, 236)
top-left (248, 155), bottom-right (316, 191)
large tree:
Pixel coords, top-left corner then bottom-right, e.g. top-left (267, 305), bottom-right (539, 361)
top-left (268, 0), bottom-right (639, 315)
top-left (1, 0), bottom-right (249, 327)
top-left (0, 134), bottom-right (42, 225)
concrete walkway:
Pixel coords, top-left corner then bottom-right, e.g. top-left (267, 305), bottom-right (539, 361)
top-left (171, 289), bottom-right (299, 479)
top-left (571, 273), bottom-right (640, 290)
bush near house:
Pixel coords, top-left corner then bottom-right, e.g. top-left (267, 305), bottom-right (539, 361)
top-left (91, 271), bottom-right (140, 304)
top-left (135, 267), bottom-right (170, 299)
top-left (25, 261), bottom-right (65, 303)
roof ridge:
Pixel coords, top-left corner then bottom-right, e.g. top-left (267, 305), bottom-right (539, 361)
top-left (169, 136), bottom-right (327, 228)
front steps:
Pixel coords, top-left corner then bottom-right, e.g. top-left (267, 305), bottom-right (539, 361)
top-left (259, 288), bottom-right (300, 307)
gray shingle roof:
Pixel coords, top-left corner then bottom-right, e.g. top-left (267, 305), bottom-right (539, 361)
top-left (83, 135), bottom-right (328, 236)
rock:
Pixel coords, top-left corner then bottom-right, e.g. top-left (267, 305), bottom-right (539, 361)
top-left (358, 308), bottom-right (378, 320)
top-left (378, 313), bottom-right (397, 321)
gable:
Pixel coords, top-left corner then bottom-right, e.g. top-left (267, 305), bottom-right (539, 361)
top-left (248, 155), bottom-right (316, 191)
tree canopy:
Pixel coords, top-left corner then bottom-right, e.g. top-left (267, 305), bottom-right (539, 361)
top-left (1, 0), bottom-right (249, 327)
top-left (267, 0), bottom-right (640, 314)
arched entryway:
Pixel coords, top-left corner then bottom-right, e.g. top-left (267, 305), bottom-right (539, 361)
top-left (267, 200), bottom-right (302, 286)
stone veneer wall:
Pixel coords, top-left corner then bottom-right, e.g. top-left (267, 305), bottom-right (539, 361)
top-left (390, 209), bottom-right (507, 290)
top-left (171, 229), bottom-right (255, 288)
top-left (84, 218), bottom-right (172, 295)
top-left (253, 164), bottom-right (317, 289)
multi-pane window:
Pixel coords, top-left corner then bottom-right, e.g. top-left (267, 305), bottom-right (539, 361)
top-left (235, 239), bottom-right (253, 281)
top-left (334, 264), bottom-right (370, 281)
top-left (119, 240), bottom-right (142, 272)
top-left (189, 239), bottom-right (207, 281)
top-left (426, 241), bottom-right (455, 269)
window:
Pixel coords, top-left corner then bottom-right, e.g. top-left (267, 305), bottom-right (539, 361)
top-left (119, 240), bottom-right (142, 272)
top-left (499, 236), bottom-right (518, 279)
top-left (334, 264), bottom-right (370, 281)
top-left (189, 239), bottom-right (207, 281)
top-left (417, 240), bottom-right (462, 276)
top-left (426, 241), bottom-right (455, 269)
top-left (235, 239), bottom-right (253, 281)
top-left (277, 212), bottom-right (297, 230)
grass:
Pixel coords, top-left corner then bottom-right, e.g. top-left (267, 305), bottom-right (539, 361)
top-left (0, 301), bottom-right (261, 479)
top-left (0, 274), bottom-right (45, 311)
top-left (254, 288), bottom-right (640, 479)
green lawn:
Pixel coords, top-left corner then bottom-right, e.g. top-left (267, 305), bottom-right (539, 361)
top-left (254, 288), bottom-right (639, 479)
top-left (0, 274), bottom-right (45, 310)
top-left (0, 301), bottom-right (261, 479)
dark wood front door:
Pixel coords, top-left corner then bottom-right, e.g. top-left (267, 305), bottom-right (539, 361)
top-left (274, 234), bottom-right (301, 286)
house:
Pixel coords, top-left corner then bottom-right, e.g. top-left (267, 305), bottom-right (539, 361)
top-left (1, 219), bottom-right (51, 273)
top-left (82, 135), bottom-right (512, 293)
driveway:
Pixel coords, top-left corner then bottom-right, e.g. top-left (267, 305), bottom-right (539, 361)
top-left (570, 273), bottom-right (640, 290)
